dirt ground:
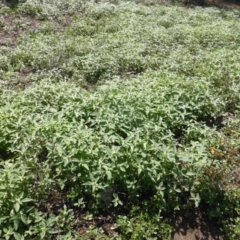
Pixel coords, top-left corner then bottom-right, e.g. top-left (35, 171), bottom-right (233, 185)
top-left (171, 214), bottom-right (224, 240)
top-left (199, 0), bottom-right (240, 9)
top-left (214, 0), bottom-right (240, 9)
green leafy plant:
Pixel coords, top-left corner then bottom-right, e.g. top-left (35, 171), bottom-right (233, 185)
top-left (0, 1), bottom-right (240, 239)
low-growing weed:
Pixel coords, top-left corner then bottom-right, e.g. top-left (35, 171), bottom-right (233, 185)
top-left (0, 74), bottom-right (233, 238)
top-left (0, 0), bottom-right (240, 238)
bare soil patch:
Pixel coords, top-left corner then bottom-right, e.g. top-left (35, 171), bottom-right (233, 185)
top-left (0, 15), bottom-right (41, 47)
top-left (171, 212), bottom-right (224, 240)
top-left (211, 0), bottom-right (240, 10)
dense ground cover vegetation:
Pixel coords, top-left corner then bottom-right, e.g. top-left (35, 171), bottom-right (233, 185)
top-left (0, 0), bottom-right (240, 239)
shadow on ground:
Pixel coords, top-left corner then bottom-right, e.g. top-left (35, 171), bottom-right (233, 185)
top-left (2, 0), bottom-right (27, 8)
top-left (210, 0), bottom-right (240, 9)
top-left (171, 210), bottom-right (224, 240)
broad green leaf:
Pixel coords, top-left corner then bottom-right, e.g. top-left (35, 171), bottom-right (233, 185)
top-left (186, 172), bottom-right (196, 176)
top-left (13, 232), bottom-right (23, 240)
top-left (14, 203), bottom-right (20, 212)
